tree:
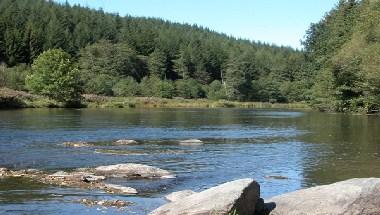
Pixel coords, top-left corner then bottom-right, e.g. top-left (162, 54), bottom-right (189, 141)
top-left (224, 55), bottom-right (252, 101)
top-left (26, 49), bottom-right (82, 103)
top-left (148, 49), bottom-right (167, 79)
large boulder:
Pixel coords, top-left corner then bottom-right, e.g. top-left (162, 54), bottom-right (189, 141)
top-left (150, 178), bottom-right (260, 215)
top-left (165, 190), bottom-right (197, 202)
top-left (267, 178), bottom-right (380, 215)
top-left (94, 164), bottom-right (175, 179)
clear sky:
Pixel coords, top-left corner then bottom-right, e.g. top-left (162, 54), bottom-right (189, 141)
top-left (55, 0), bottom-right (339, 49)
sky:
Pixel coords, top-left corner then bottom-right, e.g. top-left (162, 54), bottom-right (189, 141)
top-left (55, 0), bottom-right (339, 49)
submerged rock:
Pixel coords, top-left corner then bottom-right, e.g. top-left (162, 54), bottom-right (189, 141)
top-left (265, 175), bottom-right (288, 180)
top-left (114, 139), bottom-right (138, 145)
top-left (104, 184), bottom-right (138, 195)
top-left (267, 178), bottom-right (380, 215)
top-left (150, 178), bottom-right (260, 215)
top-left (178, 139), bottom-right (204, 146)
top-left (93, 163), bottom-right (176, 179)
top-left (165, 190), bottom-right (197, 202)
top-left (63, 141), bottom-right (91, 148)
top-left (79, 198), bottom-right (132, 208)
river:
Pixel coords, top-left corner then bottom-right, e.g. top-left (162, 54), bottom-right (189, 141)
top-left (0, 108), bottom-right (380, 214)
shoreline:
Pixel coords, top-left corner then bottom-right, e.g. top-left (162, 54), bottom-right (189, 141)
top-left (0, 88), bottom-right (311, 110)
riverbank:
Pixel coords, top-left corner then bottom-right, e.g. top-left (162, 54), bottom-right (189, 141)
top-left (0, 88), bottom-right (310, 110)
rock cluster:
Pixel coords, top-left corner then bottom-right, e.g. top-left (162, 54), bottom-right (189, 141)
top-left (0, 163), bottom-right (174, 196)
top-left (79, 198), bottom-right (131, 208)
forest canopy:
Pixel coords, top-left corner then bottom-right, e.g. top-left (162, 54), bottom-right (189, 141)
top-left (2, 0), bottom-right (380, 112)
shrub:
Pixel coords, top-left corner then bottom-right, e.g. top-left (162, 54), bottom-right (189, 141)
top-left (175, 78), bottom-right (205, 99)
top-left (0, 64), bottom-right (30, 91)
top-left (206, 80), bottom-right (226, 100)
top-left (112, 77), bottom-right (140, 97)
top-left (84, 74), bottom-right (117, 96)
top-left (26, 49), bottom-right (82, 103)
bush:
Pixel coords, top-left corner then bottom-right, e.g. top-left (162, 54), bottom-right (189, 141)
top-left (0, 64), bottom-right (30, 90)
top-left (26, 49), bottom-right (82, 103)
top-left (84, 74), bottom-right (117, 96)
top-left (112, 77), bottom-right (140, 97)
top-left (139, 76), bottom-right (160, 97)
top-left (158, 80), bottom-right (176, 99)
top-left (206, 80), bottom-right (226, 100)
top-left (175, 78), bottom-right (205, 99)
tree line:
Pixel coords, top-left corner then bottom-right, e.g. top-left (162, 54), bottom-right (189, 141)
top-left (4, 0), bottom-right (380, 113)
top-left (0, 0), bottom-right (310, 105)
top-left (304, 0), bottom-right (380, 113)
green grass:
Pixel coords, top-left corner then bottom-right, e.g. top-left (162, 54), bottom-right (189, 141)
top-left (0, 88), bottom-right (311, 110)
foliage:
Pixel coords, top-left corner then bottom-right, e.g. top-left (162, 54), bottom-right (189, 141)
top-left (304, 0), bottom-right (380, 112)
top-left (0, 64), bottom-right (29, 90)
top-left (25, 49), bottom-right (82, 103)
top-left (112, 77), bottom-right (140, 97)
top-left (158, 80), bottom-right (176, 99)
top-left (175, 78), bottom-right (205, 99)
top-left (0, 0), bottom-right (308, 104)
top-left (206, 80), bottom-right (226, 100)
top-left (84, 74), bottom-right (117, 96)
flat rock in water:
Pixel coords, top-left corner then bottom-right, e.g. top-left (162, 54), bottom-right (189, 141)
top-left (267, 178), bottom-right (380, 215)
top-left (165, 190), bottom-right (197, 202)
top-left (63, 141), bottom-right (91, 148)
top-left (114, 139), bottom-right (138, 145)
top-left (94, 163), bottom-right (175, 179)
top-left (104, 184), bottom-right (138, 195)
top-left (79, 198), bottom-right (132, 208)
top-left (178, 139), bottom-right (204, 146)
top-left (150, 178), bottom-right (260, 215)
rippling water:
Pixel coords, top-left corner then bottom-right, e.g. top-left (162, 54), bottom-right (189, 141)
top-left (0, 108), bottom-right (380, 214)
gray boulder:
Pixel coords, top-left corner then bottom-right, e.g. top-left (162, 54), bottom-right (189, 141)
top-left (150, 178), bottom-right (260, 215)
top-left (165, 190), bottom-right (197, 202)
top-left (267, 178), bottom-right (380, 215)
top-left (94, 163), bottom-right (175, 179)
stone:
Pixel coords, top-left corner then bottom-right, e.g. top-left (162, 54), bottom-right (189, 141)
top-left (114, 139), bottom-right (138, 145)
top-left (0, 167), bottom-right (10, 176)
top-left (178, 139), bottom-right (204, 146)
top-left (63, 141), bottom-right (91, 148)
top-left (81, 175), bottom-right (106, 183)
top-left (48, 171), bottom-right (70, 179)
top-left (267, 178), bottom-right (380, 215)
top-left (165, 190), bottom-right (197, 202)
top-left (104, 184), bottom-right (138, 195)
top-left (94, 163), bottom-right (176, 179)
top-left (150, 178), bottom-right (260, 215)
top-left (79, 198), bottom-right (131, 208)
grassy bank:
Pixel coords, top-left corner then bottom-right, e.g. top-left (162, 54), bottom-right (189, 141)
top-left (0, 88), bottom-right (311, 110)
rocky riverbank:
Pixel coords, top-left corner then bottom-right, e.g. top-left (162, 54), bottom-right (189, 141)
top-left (1, 165), bottom-right (379, 214)
top-left (152, 178), bottom-right (380, 215)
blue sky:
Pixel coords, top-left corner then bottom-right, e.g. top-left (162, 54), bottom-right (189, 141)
top-left (55, 0), bottom-right (338, 49)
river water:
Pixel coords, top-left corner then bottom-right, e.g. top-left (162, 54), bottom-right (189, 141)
top-left (0, 108), bottom-right (380, 214)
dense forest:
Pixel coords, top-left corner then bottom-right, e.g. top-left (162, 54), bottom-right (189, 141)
top-left (1, 0), bottom-right (380, 112)
top-left (0, 0), bottom-right (308, 104)
top-left (304, 0), bottom-right (380, 112)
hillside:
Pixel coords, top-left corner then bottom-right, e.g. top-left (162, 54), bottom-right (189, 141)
top-left (0, 0), bottom-right (309, 103)
top-left (304, 0), bottom-right (380, 112)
